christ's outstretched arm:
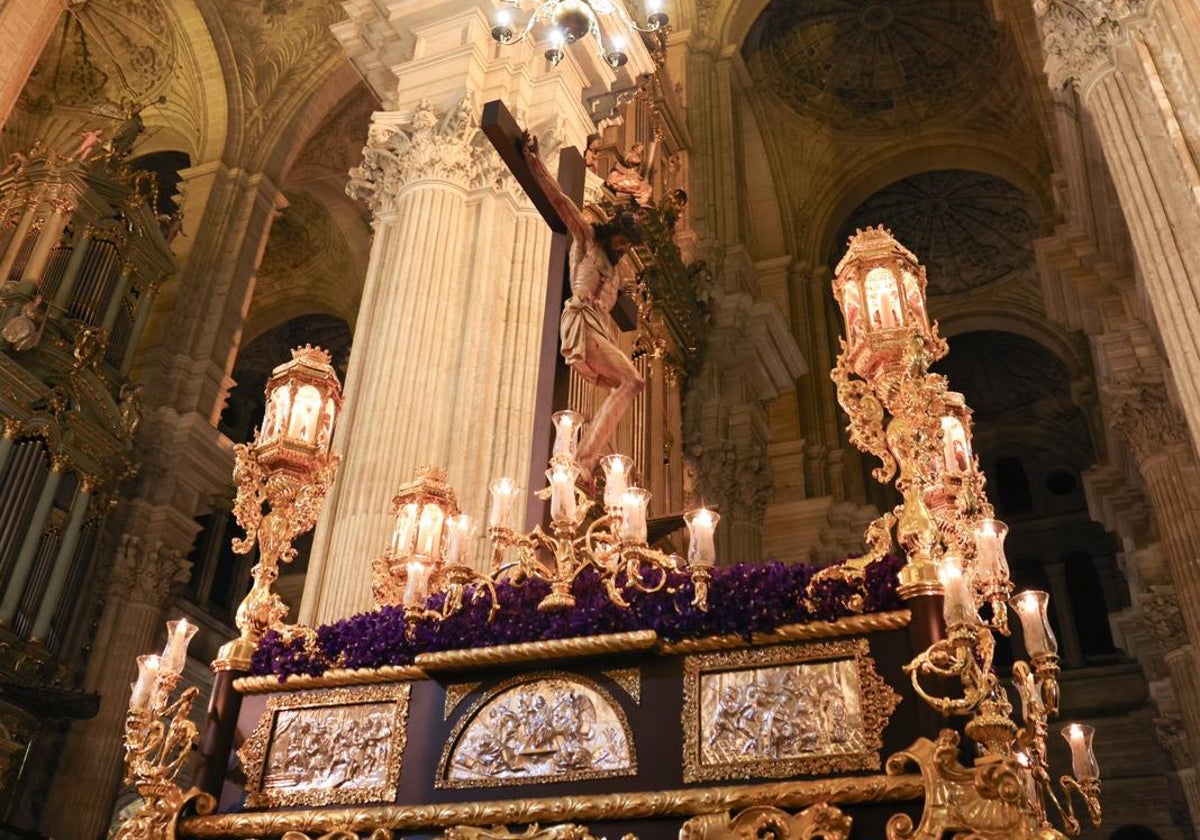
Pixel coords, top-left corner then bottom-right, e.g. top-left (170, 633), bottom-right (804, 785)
top-left (521, 133), bottom-right (593, 245)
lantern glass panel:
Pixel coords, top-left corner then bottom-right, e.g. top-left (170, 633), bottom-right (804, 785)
top-left (287, 384), bottom-right (323, 444)
top-left (865, 267), bottom-right (903, 329)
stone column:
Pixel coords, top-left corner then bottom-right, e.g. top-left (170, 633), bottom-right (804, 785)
top-left (28, 475), bottom-right (96, 642)
top-left (0, 0), bottom-right (62, 129)
top-left (52, 226), bottom-right (94, 312)
top-left (1035, 0), bottom-right (1200, 454)
top-left (0, 198), bottom-right (39, 281)
top-left (0, 455), bottom-right (66, 625)
top-left (301, 1), bottom-right (644, 623)
top-left (99, 261), bottom-right (135, 332)
top-left (20, 197), bottom-right (71, 287)
top-left (41, 535), bottom-right (189, 840)
top-left (120, 280), bottom-right (159, 374)
top-left (1044, 561), bottom-right (1085, 668)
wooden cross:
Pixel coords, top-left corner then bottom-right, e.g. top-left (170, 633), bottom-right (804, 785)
top-left (482, 99), bottom-right (638, 528)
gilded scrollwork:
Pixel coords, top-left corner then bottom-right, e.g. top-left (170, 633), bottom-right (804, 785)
top-left (438, 673), bottom-right (636, 788)
top-left (443, 681), bottom-right (483, 720)
top-left (240, 685), bottom-right (411, 809)
top-left (683, 640), bottom-right (900, 783)
top-left (601, 668), bottom-right (641, 704)
top-left (681, 803), bottom-right (853, 840)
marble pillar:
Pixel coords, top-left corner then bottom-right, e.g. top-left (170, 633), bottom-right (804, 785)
top-left (301, 1), bottom-right (646, 624)
top-left (29, 476), bottom-right (95, 642)
top-left (0, 0), bottom-right (62, 130)
top-left (41, 535), bottom-right (188, 840)
top-left (0, 455), bottom-right (66, 625)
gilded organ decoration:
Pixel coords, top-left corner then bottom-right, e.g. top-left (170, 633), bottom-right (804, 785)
top-left (683, 640), bottom-right (900, 782)
top-left (439, 674), bottom-right (636, 787)
top-left (240, 685), bottom-right (410, 808)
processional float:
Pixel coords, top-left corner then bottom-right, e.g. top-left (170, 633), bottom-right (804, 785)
top-left (115, 227), bottom-right (1101, 840)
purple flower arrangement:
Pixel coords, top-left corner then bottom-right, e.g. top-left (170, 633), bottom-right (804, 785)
top-left (250, 554), bottom-right (905, 681)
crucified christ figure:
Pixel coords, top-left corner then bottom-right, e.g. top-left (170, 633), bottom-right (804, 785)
top-left (521, 132), bottom-right (646, 476)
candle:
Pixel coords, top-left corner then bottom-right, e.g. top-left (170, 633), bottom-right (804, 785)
top-left (416, 503), bottom-right (445, 558)
top-left (684, 507), bottom-right (719, 566)
top-left (548, 463), bottom-right (578, 523)
top-left (403, 560), bottom-right (431, 608)
top-left (129, 654), bottom-right (161, 713)
top-left (552, 410), bottom-right (583, 460)
top-left (161, 618), bottom-right (198, 675)
top-left (1017, 668), bottom-right (1043, 721)
top-left (619, 487), bottom-right (650, 543)
top-left (1010, 590), bottom-right (1058, 657)
top-left (1062, 723), bottom-right (1100, 781)
top-left (939, 555), bottom-right (979, 627)
top-left (392, 502), bottom-right (419, 556)
top-left (973, 518), bottom-right (1009, 582)
top-left (489, 477), bottom-right (518, 529)
top-left (444, 514), bottom-right (472, 565)
top-left (600, 455), bottom-right (632, 509)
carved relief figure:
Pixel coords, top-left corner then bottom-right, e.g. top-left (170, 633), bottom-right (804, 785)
top-left (262, 703), bottom-right (393, 794)
top-left (119, 383), bottom-right (144, 439)
top-left (1, 295), bottom-right (46, 352)
top-left (604, 143), bottom-right (654, 204)
top-left (522, 134), bottom-right (647, 475)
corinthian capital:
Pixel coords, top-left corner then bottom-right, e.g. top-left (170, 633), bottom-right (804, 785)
top-left (1105, 380), bottom-right (1190, 463)
top-left (347, 94), bottom-right (484, 218)
top-left (1033, 0), bottom-right (1139, 91)
top-left (108, 534), bottom-right (191, 607)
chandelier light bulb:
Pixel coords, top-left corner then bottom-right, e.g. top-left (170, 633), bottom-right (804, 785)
top-left (496, 8), bottom-right (512, 26)
top-left (549, 27), bottom-right (566, 46)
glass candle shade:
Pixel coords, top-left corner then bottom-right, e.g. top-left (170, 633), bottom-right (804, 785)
top-left (489, 478), bottom-right (519, 529)
top-left (1017, 667), bottom-right (1044, 721)
top-left (1062, 723), bottom-right (1100, 782)
top-left (129, 654), bottom-right (162, 713)
top-left (391, 502), bottom-right (419, 556)
top-left (864, 267), bottom-right (903, 329)
top-left (619, 487), bottom-right (650, 543)
top-left (444, 514), bottom-right (472, 566)
top-left (1010, 590), bottom-right (1058, 657)
top-left (403, 560), bottom-right (431, 608)
top-left (939, 555), bottom-right (980, 627)
top-left (551, 410), bottom-right (583, 460)
top-left (684, 507), bottom-right (719, 566)
top-left (973, 518), bottom-right (1010, 582)
top-left (600, 454), bottom-right (633, 509)
top-left (286, 384), bottom-right (324, 444)
top-left (161, 618), bottom-right (198, 676)
top-left (548, 463), bottom-right (578, 523)
top-left (415, 502), bottom-right (445, 559)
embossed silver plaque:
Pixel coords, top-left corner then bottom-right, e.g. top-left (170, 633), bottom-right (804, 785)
top-left (683, 639), bottom-right (900, 782)
top-left (240, 684), bottom-right (410, 808)
top-left (439, 673), bottom-right (636, 787)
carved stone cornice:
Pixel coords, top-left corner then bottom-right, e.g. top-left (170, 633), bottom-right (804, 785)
top-left (107, 533), bottom-right (190, 607)
top-left (1104, 380), bottom-right (1190, 463)
top-left (1033, 0), bottom-right (1143, 91)
top-left (1138, 588), bottom-right (1187, 651)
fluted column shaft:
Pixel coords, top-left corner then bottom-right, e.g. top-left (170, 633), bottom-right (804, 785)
top-left (29, 478), bottom-right (94, 642)
top-left (1139, 451), bottom-right (1200, 652)
top-left (0, 0), bottom-right (62, 129)
top-left (0, 458), bottom-right (65, 624)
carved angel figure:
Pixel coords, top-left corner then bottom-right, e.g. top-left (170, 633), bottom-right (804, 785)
top-left (1, 295), bottom-right (46, 352)
top-left (72, 128), bottom-right (105, 162)
top-left (71, 325), bottom-right (107, 373)
top-left (604, 143), bottom-right (654, 204)
top-left (119, 382), bottom-right (144, 439)
top-left (0, 150), bottom-right (27, 176)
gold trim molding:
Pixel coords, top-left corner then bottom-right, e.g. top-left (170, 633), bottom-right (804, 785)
top-left (682, 639), bottom-right (901, 783)
top-left (240, 684), bottom-right (411, 809)
top-left (660, 611), bottom-right (910, 655)
top-left (415, 630), bottom-right (659, 671)
top-left (178, 773), bottom-right (923, 838)
top-left (233, 665), bottom-right (427, 695)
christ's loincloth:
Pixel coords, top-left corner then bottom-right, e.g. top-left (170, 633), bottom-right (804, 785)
top-left (560, 296), bottom-right (622, 389)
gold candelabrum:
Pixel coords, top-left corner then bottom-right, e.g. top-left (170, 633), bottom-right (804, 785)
top-left (116, 619), bottom-right (214, 840)
top-left (833, 227), bottom-right (1101, 839)
top-left (371, 410), bottom-right (721, 619)
top-left (218, 345), bottom-right (343, 670)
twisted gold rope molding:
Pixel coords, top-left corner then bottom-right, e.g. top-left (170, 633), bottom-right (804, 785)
top-left (179, 773), bottom-right (924, 838)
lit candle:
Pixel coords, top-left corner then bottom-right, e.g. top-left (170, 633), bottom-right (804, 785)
top-left (392, 502), bottom-right (419, 556)
top-left (619, 487), bottom-right (650, 544)
top-left (416, 503), bottom-right (445, 558)
top-left (1010, 590), bottom-right (1058, 657)
top-left (403, 560), bottom-right (431, 608)
top-left (161, 618), bottom-right (198, 676)
top-left (973, 518), bottom-right (1009, 582)
top-left (684, 507), bottom-right (719, 566)
top-left (552, 410), bottom-right (583, 460)
top-left (548, 463), bottom-right (578, 523)
top-left (444, 514), bottom-right (472, 566)
top-left (939, 554), bottom-right (980, 627)
top-left (601, 454), bottom-right (632, 509)
top-left (1018, 668), bottom-right (1043, 721)
top-left (489, 478), bottom-right (518, 529)
top-left (129, 654), bottom-right (161, 713)
top-left (1062, 723), bottom-right (1100, 782)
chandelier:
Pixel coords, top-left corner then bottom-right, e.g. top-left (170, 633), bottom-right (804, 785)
top-left (490, 0), bottom-right (668, 67)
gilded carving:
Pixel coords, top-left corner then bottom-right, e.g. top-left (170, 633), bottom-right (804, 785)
top-left (601, 668), bottom-right (641, 704)
top-left (438, 673), bottom-right (636, 788)
top-left (444, 682), bottom-right (482, 720)
top-left (442, 825), bottom-right (617, 840)
top-left (683, 639), bottom-right (900, 783)
top-left (240, 684), bottom-right (411, 809)
top-left (681, 803), bottom-right (853, 840)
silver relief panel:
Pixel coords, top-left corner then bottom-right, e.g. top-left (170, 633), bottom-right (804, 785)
top-left (439, 674), bottom-right (636, 787)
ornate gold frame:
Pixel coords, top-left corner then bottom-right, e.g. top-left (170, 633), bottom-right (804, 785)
top-left (682, 639), bottom-right (900, 783)
top-left (240, 684), bottom-right (411, 809)
top-left (436, 671), bottom-right (638, 789)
